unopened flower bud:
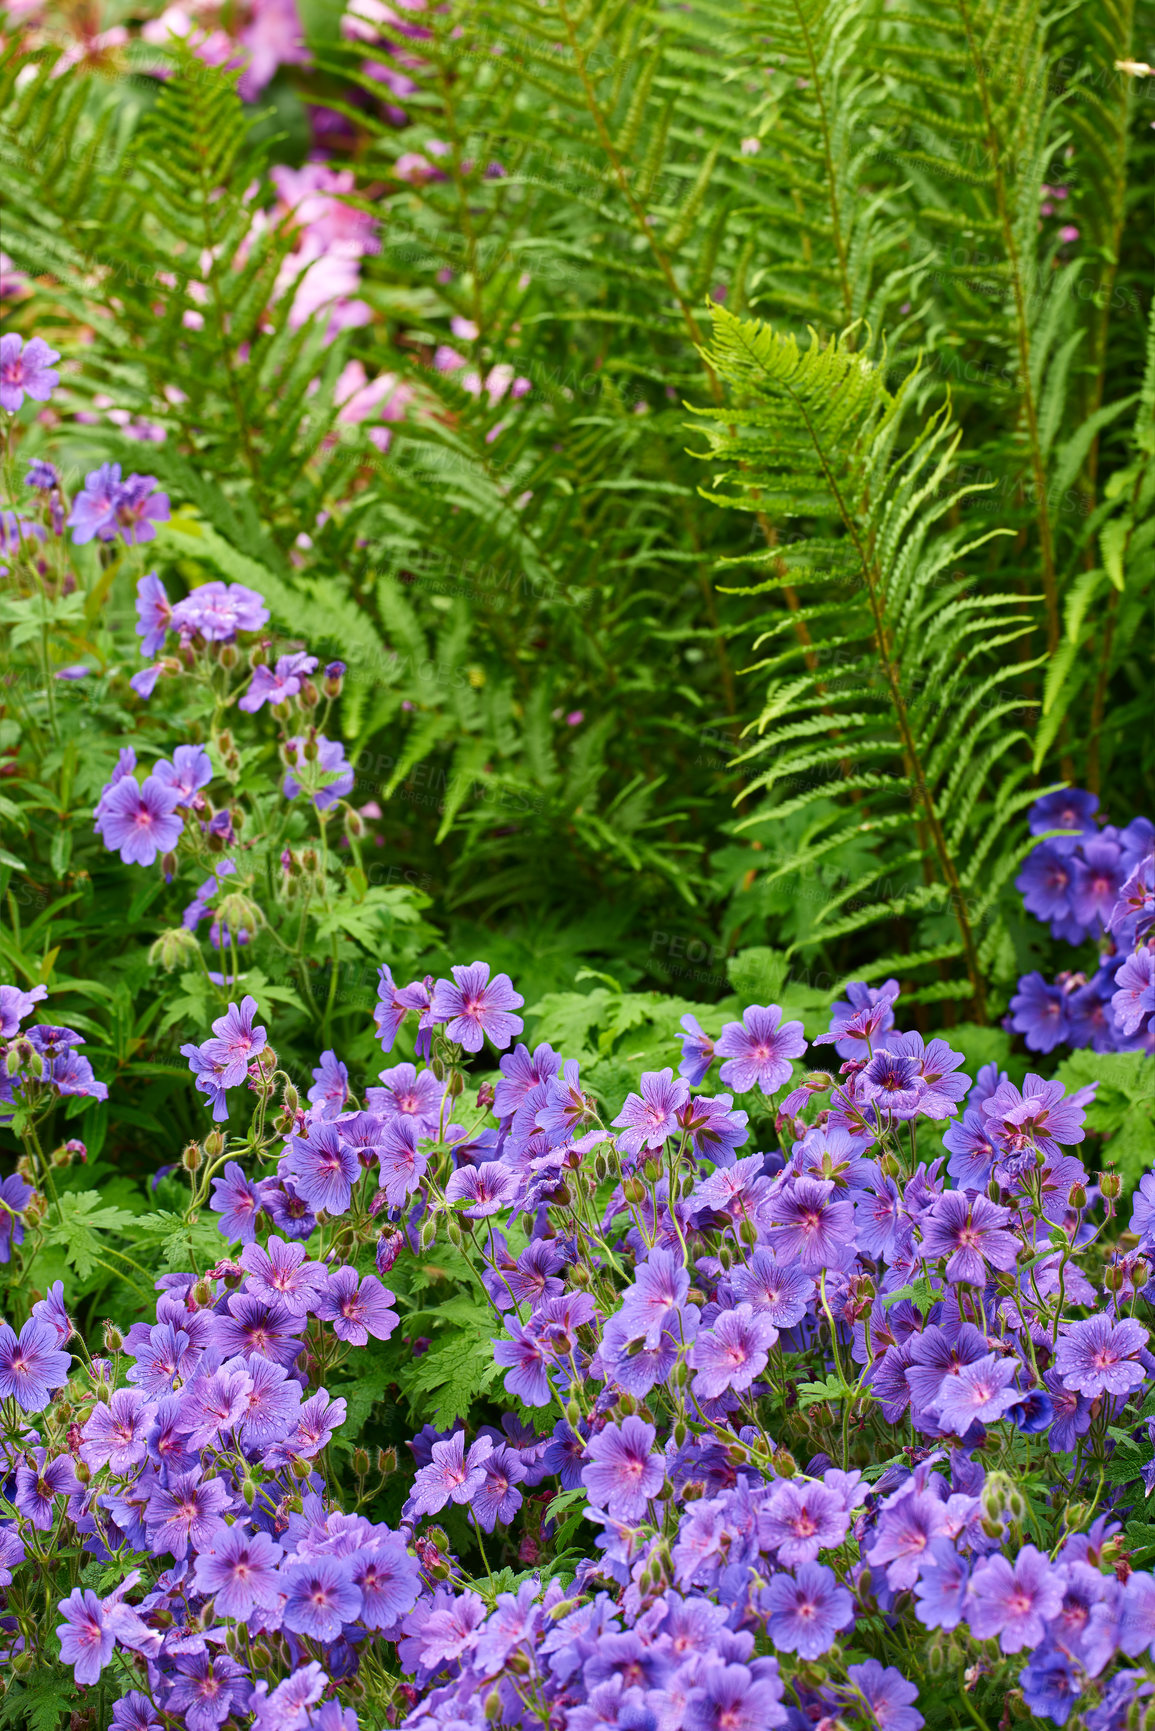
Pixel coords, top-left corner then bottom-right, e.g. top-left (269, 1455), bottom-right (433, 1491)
top-left (191, 1277), bottom-right (213, 1307)
top-left (303, 736), bottom-right (320, 762)
top-left (301, 847), bottom-right (319, 873)
top-left (51, 1143), bottom-right (73, 1167)
top-left (204, 1129), bottom-right (225, 1158)
top-left (290, 1455), bottom-right (313, 1479)
top-left (149, 926), bottom-right (201, 971)
top-left (594, 1151), bottom-right (608, 1182)
top-left (643, 1157), bottom-right (662, 1184)
top-left (623, 1175), bottom-right (646, 1204)
top-left (25, 1192), bottom-right (47, 1225)
top-left (420, 1218), bottom-right (437, 1251)
top-left (1104, 1261), bottom-right (1127, 1291)
top-left (217, 729), bottom-right (234, 755)
top-left (569, 1262), bottom-right (591, 1287)
top-left (1101, 1170), bottom-right (1122, 1200)
top-left (1069, 1183), bottom-right (1087, 1210)
top-left (352, 1447), bottom-right (370, 1476)
top-left (673, 1419), bottom-right (688, 1447)
top-left (738, 1218), bottom-right (758, 1247)
top-left (445, 1216), bottom-right (464, 1248)
top-left (220, 643), bottom-right (238, 670)
top-left (446, 1068), bottom-right (465, 1099)
top-left (249, 645), bottom-right (269, 668)
top-left (773, 1450), bottom-right (797, 1478)
top-left (5, 1044), bottom-right (24, 1077)
top-left (324, 660), bottom-right (346, 697)
top-left (981, 1516), bottom-right (1004, 1539)
top-left (566, 1398), bottom-right (582, 1427)
top-left (376, 1446), bottom-right (397, 1477)
top-left (74, 1458), bottom-right (91, 1485)
top-left (617, 1393), bottom-right (637, 1417)
top-left (299, 678), bottom-right (320, 709)
top-left (160, 851), bottom-right (178, 878)
top-left (282, 740), bottom-right (300, 767)
top-left (251, 1642), bottom-right (271, 1669)
top-left (282, 1082), bottom-right (299, 1113)
top-left (181, 1142), bottom-right (202, 1172)
top-left (476, 1081), bottom-right (495, 1110)
top-left (102, 1320), bottom-right (124, 1353)
top-left (484, 1688), bottom-right (502, 1722)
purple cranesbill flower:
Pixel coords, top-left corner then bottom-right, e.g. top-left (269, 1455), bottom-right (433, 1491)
top-left (314, 1266), bottom-right (398, 1344)
top-left (494, 1040), bottom-right (561, 1120)
top-left (430, 960), bottom-right (525, 1053)
top-left (861, 1049), bottom-right (925, 1119)
top-left (374, 962), bottom-right (425, 1053)
top-left (1029, 786), bottom-right (1098, 850)
top-left (494, 1318), bottom-right (554, 1407)
top-left (181, 1044), bottom-right (232, 1122)
top-left (884, 1031), bottom-right (970, 1116)
top-left (282, 733), bottom-right (354, 811)
top-left (904, 1323), bottom-right (988, 1416)
top-left (110, 1692), bottom-right (162, 1731)
top-left (844, 1660), bottom-right (923, 1731)
top-left (535, 1058), bottom-right (596, 1147)
top-left (112, 473), bottom-right (170, 545)
top-left (1017, 841), bottom-right (1079, 930)
top-left (368, 1061), bottom-right (444, 1132)
top-left (980, 1074), bottom-right (1089, 1162)
top-left (1054, 1315), bottom-right (1148, 1399)
top-left (967, 1545), bottom-right (1066, 1652)
top-left (95, 772), bottom-right (184, 866)
top-left (1071, 838), bottom-right (1126, 931)
top-left (473, 1443), bottom-right (527, 1532)
top-left (238, 651), bottom-right (318, 713)
top-left (192, 1525), bottom-right (284, 1618)
top-left (715, 1004), bottom-right (806, 1095)
top-left (678, 1012), bottom-right (716, 1085)
top-left (0, 1316), bottom-right (71, 1410)
top-left (0, 332), bottom-right (59, 413)
top-left (238, 1354), bottom-right (301, 1451)
top-left (409, 1431), bottom-right (495, 1517)
top-left (0, 1171), bottom-right (33, 1264)
top-left (375, 1115), bottom-right (430, 1205)
top-left (129, 663), bottom-right (162, 700)
top-left (913, 1537), bottom-right (970, 1630)
top-left (1119, 1571), bottom-right (1155, 1661)
top-left (928, 1353), bottom-right (1022, 1433)
top-left (201, 995), bottom-right (267, 1089)
top-left (445, 1160), bottom-right (521, 1217)
top-left (1008, 971), bottom-right (1070, 1053)
top-left (417, 1589), bottom-right (488, 1670)
top-left (352, 1533), bottom-right (422, 1628)
top-left (918, 1191), bottom-right (1019, 1285)
top-left (68, 462), bottom-right (123, 543)
top-left (15, 1448), bottom-right (78, 1528)
top-left (171, 580), bottom-right (269, 641)
top-left (942, 1107), bottom-right (997, 1190)
top-left (0, 334), bottom-right (60, 410)
top-left (124, 1319), bottom-right (199, 1394)
top-left (1042, 1368), bottom-right (1093, 1453)
top-left (165, 1652), bottom-right (248, 1731)
top-left (0, 980), bottom-right (47, 1037)
top-left (684, 1660), bottom-right (787, 1731)
top-left (55, 1587), bottom-right (114, 1685)
top-left (135, 572), bottom-right (171, 656)
top-left (599, 1312), bottom-right (683, 1398)
top-left (690, 1302), bottom-right (779, 1399)
top-left (145, 1469), bottom-right (232, 1558)
top-left (240, 1234), bottom-right (328, 1315)
top-left (765, 1480), bottom-right (851, 1567)
top-left (676, 1091), bottom-right (749, 1164)
top-left (764, 1175), bottom-right (856, 1273)
top-left (867, 1489), bottom-right (949, 1589)
top-left (619, 1247), bottom-right (692, 1347)
top-left (307, 1048), bottom-right (349, 1118)
top-left (153, 744), bottom-right (213, 808)
top-left (177, 1362), bottom-right (252, 1449)
top-left (729, 1249), bottom-right (814, 1326)
top-left (47, 1046), bottom-right (108, 1102)
top-left (815, 979), bottom-right (899, 1060)
top-left (613, 1066), bottom-right (691, 1156)
top-left (1018, 1645), bottom-right (1082, 1726)
top-left (80, 1387), bottom-right (149, 1473)
top-left (286, 1388), bottom-right (346, 1459)
top-left (762, 1560), bottom-right (853, 1659)
top-left (209, 1161), bottom-right (265, 1242)
top-left (584, 1415), bottom-right (665, 1523)
top-left (25, 457), bottom-right (61, 490)
top-left (215, 1292), bottom-right (304, 1366)
top-left (1113, 948), bottom-right (1154, 1037)
top-left (287, 1120), bottom-right (361, 1215)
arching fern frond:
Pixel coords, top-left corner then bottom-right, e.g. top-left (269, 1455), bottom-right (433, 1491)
top-left (693, 305), bottom-right (1047, 1015)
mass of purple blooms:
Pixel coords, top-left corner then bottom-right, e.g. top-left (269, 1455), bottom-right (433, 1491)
top-left (1009, 788), bottom-right (1154, 1055)
top-left (2, 957), bottom-right (1155, 1731)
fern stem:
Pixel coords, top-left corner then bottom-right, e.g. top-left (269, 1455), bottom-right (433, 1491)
top-left (955, 0), bottom-right (1059, 654)
top-left (790, 0), bottom-right (854, 326)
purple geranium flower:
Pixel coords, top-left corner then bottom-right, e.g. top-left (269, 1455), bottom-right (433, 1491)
top-left (282, 733), bottom-right (354, 811)
top-left (209, 1161), bottom-right (265, 1242)
top-left (0, 1316), bottom-right (71, 1410)
top-left (0, 981), bottom-right (47, 1038)
top-left (861, 1049), bottom-right (926, 1119)
top-left (678, 1012), bottom-right (716, 1085)
top-left (171, 581), bottom-right (269, 641)
top-left (95, 772), bottom-right (184, 866)
top-left (690, 1303), bottom-right (779, 1399)
top-left (714, 1004), bottom-right (806, 1095)
top-left (967, 1546), bottom-right (1066, 1652)
top-left (145, 1469), bottom-right (232, 1558)
top-left (1008, 971), bottom-right (1071, 1052)
top-left (0, 333), bottom-right (60, 410)
top-left (1071, 839), bottom-right (1126, 931)
top-left (15, 1448), bottom-right (78, 1528)
top-left (409, 1432), bottom-right (495, 1517)
top-left (765, 1175), bottom-right (856, 1272)
top-left (154, 744), bottom-right (213, 808)
top-left (913, 1538), bottom-right (970, 1630)
top-left (583, 1415), bottom-right (665, 1523)
top-left (313, 1266), bottom-right (398, 1345)
top-left (135, 572), bottom-right (171, 656)
top-left (200, 995), bottom-right (267, 1089)
top-left (444, 1161), bottom-right (520, 1217)
top-left (762, 1560), bottom-right (853, 1659)
top-left (1029, 787), bottom-right (1099, 849)
top-left (815, 979), bottom-right (899, 1060)
top-left (918, 1191), bottom-right (1019, 1285)
top-left (1017, 843), bottom-right (1079, 928)
top-left (68, 462), bottom-right (124, 544)
top-left (493, 1318), bottom-right (554, 1407)
top-left (473, 1444), bottom-right (527, 1532)
top-left (307, 1048), bottom-right (350, 1118)
top-left (1054, 1315), bottom-right (1148, 1400)
top-left (375, 1116), bottom-right (430, 1205)
top-left (367, 1061), bottom-right (443, 1133)
top-left (684, 1661), bottom-right (787, 1731)
top-left (286, 1121), bottom-right (361, 1215)
top-left (613, 1067), bottom-right (691, 1156)
top-left (845, 1660), bottom-right (924, 1731)
top-left (55, 1587), bottom-right (114, 1684)
top-left (764, 1480), bottom-right (851, 1567)
top-left (191, 1525), bottom-right (284, 1618)
top-left (80, 1387), bottom-right (149, 1473)
top-left (928, 1353), bottom-right (1022, 1433)
top-left (239, 1234), bottom-right (328, 1315)
top-left (112, 473), bottom-right (170, 545)
top-left (430, 961), bottom-right (525, 1053)
top-left (1113, 948), bottom-right (1154, 1038)
top-left (238, 652), bottom-right (318, 713)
